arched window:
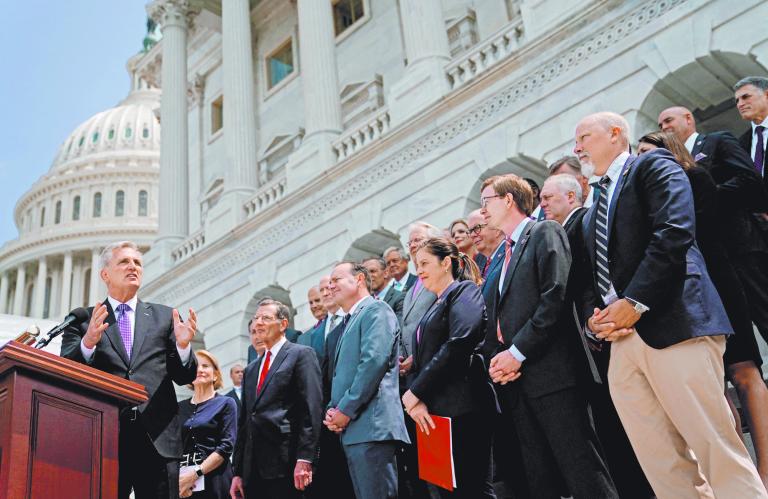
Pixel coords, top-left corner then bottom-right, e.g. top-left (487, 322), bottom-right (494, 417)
top-left (72, 195), bottom-right (81, 221)
top-left (115, 190), bottom-right (125, 216)
top-left (108, 128), bottom-right (115, 140)
top-left (125, 127), bottom-right (132, 139)
top-left (55, 201), bottom-right (62, 224)
top-left (138, 190), bottom-right (148, 216)
top-left (142, 127), bottom-right (150, 139)
top-left (40, 207), bottom-right (46, 227)
top-left (93, 192), bottom-right (102, 217)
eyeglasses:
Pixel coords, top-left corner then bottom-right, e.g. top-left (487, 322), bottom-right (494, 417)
top-left (480, 195), bottom-right (504, 207)
top-left (253, 315), bottom-right (278, 322)
top-left (468, 223), bottom-right (487, 235)
top-left (408, 237), bottom-right (425, 246)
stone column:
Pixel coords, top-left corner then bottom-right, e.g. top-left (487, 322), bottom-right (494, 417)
top-left (72, 259), bottom-right (84, 309)
top-left (12, 264), bottom-right (26, 316)
top-left (50, 266), bottom-right (61, 319)
top-left (389, 0), bottom-right (451, 125)
top-left (60, 252), bottom-right (73, 316)
top-left (287, 0), bottom-right (343, 191)
top-left (0, 271), bottom-right (8, 314)
top-left (89, 248), bottom-right (101, 306)
top-left (148, 0), bottom-right (198, 253)
top-left (33, 257), bottom-right (48, 318)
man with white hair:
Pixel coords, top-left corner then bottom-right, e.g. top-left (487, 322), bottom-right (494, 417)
top-left (539, 174), bottom-right (582, 226)
top-left (574, 112), bottom-right (767, 497)
top-left (61, 241), bottom-right (199, 499)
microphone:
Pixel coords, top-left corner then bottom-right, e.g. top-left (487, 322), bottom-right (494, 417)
top-left (35, 307), bottom-right (90, 349)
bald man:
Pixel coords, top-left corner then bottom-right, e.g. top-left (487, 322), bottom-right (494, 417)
top-left (576, 111), bottom-right (766, 498)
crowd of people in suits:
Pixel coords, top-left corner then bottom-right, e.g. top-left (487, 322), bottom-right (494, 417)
top-left (60, 75), bottom-right (768, 499)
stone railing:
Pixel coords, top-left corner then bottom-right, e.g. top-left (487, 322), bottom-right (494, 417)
top-left (446, 18), bottom-right (524, 90)
top-left (171, 229), bottom-right (206, 263)
top-left (340, 75), bottom-right (385, 129)
top-left (332, 107), bottom-right (391, 163)
top-left (244, 175), bottom-right (287, 219)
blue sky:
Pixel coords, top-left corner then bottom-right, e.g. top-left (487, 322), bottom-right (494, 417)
top-left (0, 1), bottom-right (147, 243)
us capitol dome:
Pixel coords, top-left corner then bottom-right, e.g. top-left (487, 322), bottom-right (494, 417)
top-left (0, 60), bottom-right (161, 321)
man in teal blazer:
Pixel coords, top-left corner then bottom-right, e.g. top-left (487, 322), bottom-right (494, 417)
top-left (324, 262), bottom-right (410, 499)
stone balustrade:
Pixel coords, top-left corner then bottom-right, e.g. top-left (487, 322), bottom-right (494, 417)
top-left (171, 229), bottom-right (206, 263)
top-left (332, 107), bottom-right (391, 163)
top-left (244, 175), bottom-right (288, 219)
top-left (446, 18), bottom-right (524, 90)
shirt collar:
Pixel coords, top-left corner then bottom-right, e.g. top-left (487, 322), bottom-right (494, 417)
top-left (107, 294), bottom-right (138, 312)
top-left (753, 117), bottom-right (768, 132)
top-left (346, 295), bottom-right (369, 316)
top-left (509, 217), bottom-right (529, 244)
top-left (684, 132), bottom-right (699, 152)
top-left (267, 336), bottom-right (287, 358)
top-left (492, 239), bottom-right (506, 256)
top-left (604, 151), bottom-right (630, 185)
top-left (396, 273), bottom-right (411, 286)
top-left (562, 206), bottom-right (581, 227)
top-left (376, 279), bottom-right (395, 299)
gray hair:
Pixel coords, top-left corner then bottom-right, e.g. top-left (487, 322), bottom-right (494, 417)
top-left (544, 174), bottom-right (583, 205)
top-left (256, 297), bottom-right (291, 321)
top-left (99, 241), bottom-right (140, 270)
top-left (407, 221), bottom-right (443, 239)
top-left (734, 76), bottom-right (768, 92)
top-left (589, 112), bottom-right (630, 145)
top-left (383, 246), bottom-right (409, 261)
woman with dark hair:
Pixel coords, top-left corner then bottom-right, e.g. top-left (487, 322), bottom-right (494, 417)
top-left (401, 237), bottom-right (494, 498)
top-left (449, 219), bottom-right (479, 262)
top-left (639, 131), bottom-right (768, 480)
top-left (178, 350), bottom-right (237, 498)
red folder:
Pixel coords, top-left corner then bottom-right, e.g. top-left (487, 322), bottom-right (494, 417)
top-left (416, 415), bottom-right (456, 491)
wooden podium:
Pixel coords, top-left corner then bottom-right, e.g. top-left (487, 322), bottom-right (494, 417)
top-left (0, 341), bottom-right (147, 499)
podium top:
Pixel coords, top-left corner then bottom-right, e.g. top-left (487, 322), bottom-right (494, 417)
top-left (0, 340), bottom-right (148, 406)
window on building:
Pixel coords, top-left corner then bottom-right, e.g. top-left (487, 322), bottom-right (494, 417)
top-left (211, 96), bottom-right (223, 134)
top-left (43, 277), bottom-right (52, 319)
top-left (138, 190), bottom-right (148, 216)
top-left (93, 192), bottom-right (102, 217)
top-left (72, 196), bottom-right (81, 221)
top-left (83, 269), bottom-right (91, 307)
top-left (78, 136), bottom-right (85, 147)
top-left (92, 132), bottom-right (99, 143)
top-left (115, 190), bottom-right (125, 216)
top-left (40, 207), bottom-right (46, 227)
top-left (142, 127), bottom-right (150, 139)
top-left (55, 201), bottom-right (62, 224)
top-left (267, 39), bottom-right (294, 89)
top-left (333, 0), bottom-right (365, 36)
top-left (125, 127), bottom-right (133, 139)
top-left (108, 128), bottom-right (115, 140)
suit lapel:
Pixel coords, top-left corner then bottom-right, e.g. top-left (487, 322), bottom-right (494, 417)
top-left (500, 220), bottom-right (534, 300)
top-left (691, 134), bottom-right (705, 158)
top-left (333, 297), bottom-right (373, 367)
top-left (129, 300), bottom-right (151, 367)
top-left (312, 318), bottom-right (327, 356)
top-left (403, 284), bottom-right (424, 320)
top-left (103, 300), bottom-right (130, 367)
top-left (254, 341), bottom-right (292, 405)
top-left (583, 205), bottom-right (597, 270)
top-left (245, 360), bottom-right (261, 413)
top-left (607, 155), bottom-right (635, 235)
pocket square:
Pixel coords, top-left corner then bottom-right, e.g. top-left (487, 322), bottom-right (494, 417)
top-left (694, 152), bottom-right (707, 161)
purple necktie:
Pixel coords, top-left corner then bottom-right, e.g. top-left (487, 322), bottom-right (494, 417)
top-left (410, 278), bottom-right (422, 299)
top-left (755, 125), bottom-right (765, 177)
top-left (116, 303), bottom-right (132, 358)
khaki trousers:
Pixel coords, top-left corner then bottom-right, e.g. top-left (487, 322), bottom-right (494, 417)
top-left (608, 333), bottom-right (767, 499)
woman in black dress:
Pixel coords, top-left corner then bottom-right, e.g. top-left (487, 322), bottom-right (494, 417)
top-left (401, 237), bottom-right (495, 498)
top-left (178, 350), bottom-right (238, 498)
top-left (638, 131), bottom-right (768, 483)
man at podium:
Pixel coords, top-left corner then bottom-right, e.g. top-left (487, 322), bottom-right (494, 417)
top-left (60, 241), bottom-right (199, 499)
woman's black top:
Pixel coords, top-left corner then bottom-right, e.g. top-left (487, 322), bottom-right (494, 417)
top-left (409, 280), bottom-right (489, 417)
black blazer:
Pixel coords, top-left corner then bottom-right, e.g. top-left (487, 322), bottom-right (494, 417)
top-left (581, 150), bottom-right (732, 349)
top-left (232, 341), bottom-right (322, 485)
top-left (60, 300), bottom-right (198, 458)
top-left (694, 131), bottom-right (768, 255)
top-left (739, 127), bottom-right (767, 190)
top-left (483, 220), bottom-right (577, 399)
top-left (409, 280), bottom-right (489, 417)
top-left (225, 387), bottom-right (243, 414)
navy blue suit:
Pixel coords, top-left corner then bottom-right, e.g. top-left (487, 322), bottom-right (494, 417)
top-left (480, 242), bottom-right (506, 302)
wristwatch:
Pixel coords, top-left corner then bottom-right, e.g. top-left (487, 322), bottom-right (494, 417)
top-left (194, 465), bottom-right (204, 477)
top-left (625, 297), bottom-right (649, 315)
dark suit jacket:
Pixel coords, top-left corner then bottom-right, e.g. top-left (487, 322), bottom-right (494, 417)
top-left (739, 127), bottom-right (767, 191)
top-left (225, 387), bottom-right (243, 414)
top-left (285, 327), bottom-right (302, 343)
top-left (480, 241), bottom-right (506, 302)
top-left (380, 286), bottom-right (405, 323)
top-left (694, 131), bottom-right (768, 255)
top-left (322, 319), bottom-right (346, 406)
top-left (483, 220), bottom-right (578, 399)
top-left (60, 299), bottom-right (198, 458)
top-left (232, 340), bottom-right (322, 485)
top-left (410, 280), bottom-right (490, 417)
top-left (581, 149), bottom-right (732, 349)
top-left (402, 273), bottom-right (418, 293)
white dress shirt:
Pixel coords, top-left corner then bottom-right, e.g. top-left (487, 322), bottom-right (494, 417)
top-left (684, 132), bottom-right (699, 153)
top-left (80, 294), bottom-right (191, 364)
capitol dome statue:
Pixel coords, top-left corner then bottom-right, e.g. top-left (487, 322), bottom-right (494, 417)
top-left (0, 60), bottom-right (161, 320)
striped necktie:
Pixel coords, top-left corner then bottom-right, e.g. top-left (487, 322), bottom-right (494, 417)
top-left (594, 175), bottom-right (613, 297)
top-left (496, 237), bottom-right (515, 343)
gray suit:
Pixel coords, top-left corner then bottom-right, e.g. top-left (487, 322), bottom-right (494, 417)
top-left (330, 296), bottom-right (409, 499)
top-left (400, 280), bottom-right (437, 360)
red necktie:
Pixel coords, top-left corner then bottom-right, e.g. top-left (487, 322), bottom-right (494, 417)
top-left (497, 238), bottom-right (514, 343)
top-left (257, 351), bottom-right (272, 393)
